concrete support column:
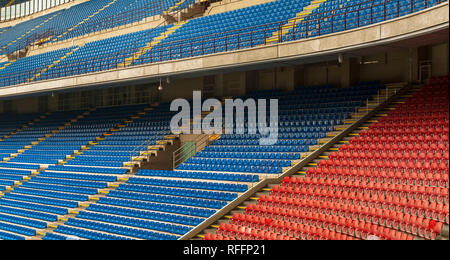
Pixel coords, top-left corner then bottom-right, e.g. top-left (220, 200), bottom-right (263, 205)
top-left (340, 56), bottom-right (360, 88)
top-left (215, 73), bottom-right (224, 98)
top-left (48, 94), bottom-right (59, 112)
top-left (276, 67), bottom-right (295, 92)
top-left (431, 43), bottom-right (449, 77)
top-left (223, 71), bottom-right (246, 97)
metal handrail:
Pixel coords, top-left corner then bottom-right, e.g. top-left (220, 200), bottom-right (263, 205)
top-left (173, 133), bottom-right (211, 169)
top-left (129, 137), bottom-right (157, 164)
top-left (173, 141), bottom-right (196, 169)
top-left (0, 0), bottom-right (445, 87)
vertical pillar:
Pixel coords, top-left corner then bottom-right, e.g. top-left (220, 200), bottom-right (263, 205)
top-left (340, 56), bottom-right (360, 88)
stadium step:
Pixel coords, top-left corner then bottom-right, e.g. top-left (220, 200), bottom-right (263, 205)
top-left (265, 0), bottom-right (327, 44)
top-left (28, 46), bottom-right (81, 82)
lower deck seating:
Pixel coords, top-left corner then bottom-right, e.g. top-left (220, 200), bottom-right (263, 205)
top-left (203, 76), bottom-right (449, 240)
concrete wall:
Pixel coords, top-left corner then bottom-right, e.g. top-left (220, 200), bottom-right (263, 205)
top-left (431, 42), bottom-right (449, 77)
top-left (359, 49), bottom-right (416, 83)
top-left (161, 76), bottom-right (204, 102)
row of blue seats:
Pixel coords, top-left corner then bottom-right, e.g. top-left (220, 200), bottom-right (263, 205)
top-left (76, 211), bottom-right (192, 235)
top-left (87, 203), bottom-right (203, 227)
top-left (178, 163), bottom-right (284, 174)
top-left (203, 145), bottom-right (312, 153)
top-left (98, 197), bottom-right (216, 218)
top-left (185, 158), bottom-right (292, 167)
top-left (0, 230), bottom-right (25, 240)
top-left (39, 171), bottom-right (117, 182)
top-left (0, 205), bottom-right (57, 222)
top-left (196, 151), bottom-right (300, 160)
top-left (0, 222), bottom-right (35, 237)
top-left (0, 198), bottom-right (68, 215)
top-left (64, 218), bottom-right (179, 240)
top-left (49, 225), bottom-right (131, 240)
top-left (125, 178), bottom-right (248, 192)
top-left (0, 212), bottom-right (47, 229)
top-left (113, 186), bottom-right (237, 204)
top-left (20, 182), bottom-right (99, 196)
top-left (2, 193), bottom-right (79, 208)
top-left (137, 170), bottom-right (259, 183)
top-left (12, 187), bottom-right (89, 202)
top-left (47, 165), bottom-right (128, 175)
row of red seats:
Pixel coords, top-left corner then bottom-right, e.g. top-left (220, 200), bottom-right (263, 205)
top-left (256, 192), bottom-right (446, 240)
top-left (274, 178), bottom-right (448, 204)
top-left (429, 76), bottom-right (448, 85)
top-left (227, 206), bottom-right (418, 240)
top-left (244, 197), bottom-right (443, 239)
top-left (248, 196), bottom-right (448, 223)
top-left (369, 119), bottom-right (448, 130)
top-left (309, 167), bottom-right (448, 188)
top-left (329, 149), bottom-right (449, 161)
top-left (315, 160), bottom-right (448, 174)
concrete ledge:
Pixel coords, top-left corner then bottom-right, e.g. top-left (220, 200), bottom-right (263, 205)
top-left (0, 3), bottom-right (448, 99)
